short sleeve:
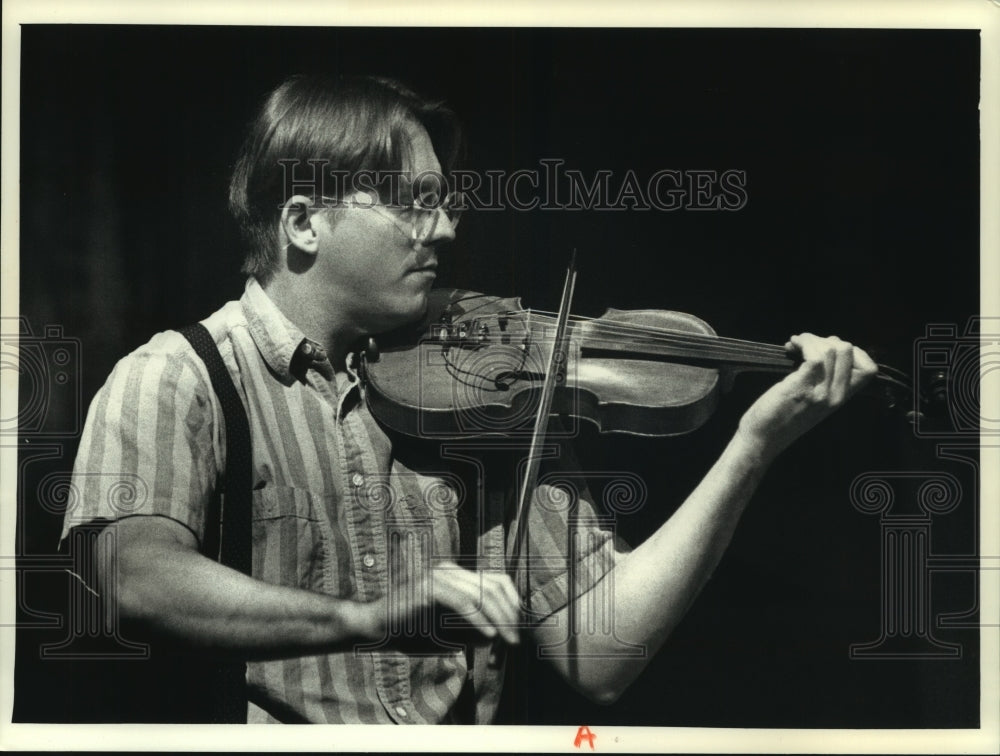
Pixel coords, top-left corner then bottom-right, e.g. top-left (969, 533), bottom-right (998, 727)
top-left (60, 339), bottom-right (220, 548)
top-left (512, 438), bottom-right (632, 622)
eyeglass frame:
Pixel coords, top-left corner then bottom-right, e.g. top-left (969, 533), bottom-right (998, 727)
top-left (317, 189), bottom-right (464, 244)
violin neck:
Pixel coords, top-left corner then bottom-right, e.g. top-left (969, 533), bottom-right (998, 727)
top-left (533, 311), bottom-right (910, 396)
top-left (579, 331), bottom-right (797, 373)
top-left (578, 329), bottom-right (911, 400)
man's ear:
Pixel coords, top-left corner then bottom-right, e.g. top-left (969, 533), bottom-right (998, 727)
top-left (280, 194), bottom-right (320, 254)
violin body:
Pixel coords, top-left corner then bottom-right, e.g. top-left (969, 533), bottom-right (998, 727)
top-left (363, 289), bottom-right (729, 438)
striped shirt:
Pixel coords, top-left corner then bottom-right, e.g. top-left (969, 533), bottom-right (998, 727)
top-left (62, 277), bottom-right (626, 724)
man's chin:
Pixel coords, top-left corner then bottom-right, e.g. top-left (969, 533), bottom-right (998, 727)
top-left (372, 293), bottom-right (430, 335)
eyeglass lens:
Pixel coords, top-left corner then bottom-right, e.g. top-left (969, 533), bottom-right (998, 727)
top-left (412, 193), bottom-right (463, 240)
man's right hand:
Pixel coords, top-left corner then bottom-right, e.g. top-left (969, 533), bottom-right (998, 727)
top-left (102, 516), bottom-right (521, 656)
top-left (360, 562), bottom-right (521, 647)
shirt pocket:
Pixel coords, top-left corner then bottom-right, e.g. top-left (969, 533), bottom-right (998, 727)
top-left (252, 484), bottom-right (332, 594)
top-left (391, 468), bottom-right (462, 548)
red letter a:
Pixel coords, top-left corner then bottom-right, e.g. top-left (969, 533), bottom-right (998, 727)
top-left (574, 725), bottom-right (596, 749)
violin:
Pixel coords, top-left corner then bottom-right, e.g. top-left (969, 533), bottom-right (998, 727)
top-left (360, 286), bottom-right (919, 440)
top-left (361, 268), bottom-right (925, 654)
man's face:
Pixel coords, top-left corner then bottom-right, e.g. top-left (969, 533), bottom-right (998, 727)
top-left (312, 121), bottom-right (455, 337)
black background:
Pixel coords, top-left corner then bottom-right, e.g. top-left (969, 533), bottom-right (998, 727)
top-left (14, 26), bottom-right (980, 726)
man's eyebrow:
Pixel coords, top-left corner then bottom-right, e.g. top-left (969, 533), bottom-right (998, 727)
top-left (362, 172), bottom-right (411, 204)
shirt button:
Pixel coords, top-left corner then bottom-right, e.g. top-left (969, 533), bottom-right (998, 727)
top-left (395, 706), bottom-right (408, 718)
top-left (362, 553), bottom-right (376, 568)
top-left (351, 473), bottom-right (365, 487)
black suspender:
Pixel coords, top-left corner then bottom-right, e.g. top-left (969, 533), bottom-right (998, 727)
top-left (179, 322), bottom-right (252, 722)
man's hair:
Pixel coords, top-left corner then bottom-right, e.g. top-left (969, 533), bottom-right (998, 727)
top-left (228, 74), bottom-right (462, 281)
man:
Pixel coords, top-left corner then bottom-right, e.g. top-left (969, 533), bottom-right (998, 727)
top-left (61, 74), bottom-right (877, 724)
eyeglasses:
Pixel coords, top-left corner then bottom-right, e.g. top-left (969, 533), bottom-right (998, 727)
top-left (319, 190), bottom-right (464, 244)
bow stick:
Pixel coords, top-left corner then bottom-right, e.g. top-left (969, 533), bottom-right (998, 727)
top-left (507, 251), bottom-right (578, 577)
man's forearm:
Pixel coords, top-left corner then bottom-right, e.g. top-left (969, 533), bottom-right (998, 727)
top-left (537, 430), bottom-right (769, 703)
top-left (98, 517), bottom-right (379, 661)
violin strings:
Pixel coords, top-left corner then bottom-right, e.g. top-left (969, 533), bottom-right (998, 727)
top-left (493, 309), bottom-right (907, 388)
top-left (524, 316), bottom-right (790, 365)
top-left (582, 321), bottom-right (789, 357)
top-left (523, 309), bottom-right (794, 364)
top-left (440, 300), bottom-right (908, 390)
top-left (526, 308), bottom-right (788, 350)
top-left (444, 299), bottom-right (786, 361)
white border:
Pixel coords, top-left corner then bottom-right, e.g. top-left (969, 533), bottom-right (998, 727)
top-left (2, 1), bottom-right (997, 752)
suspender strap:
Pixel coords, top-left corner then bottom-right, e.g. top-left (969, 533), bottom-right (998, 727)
top-left (179, 323), bottom-right (253, 576)
top-left (179, 322), bottom-right (251, 723)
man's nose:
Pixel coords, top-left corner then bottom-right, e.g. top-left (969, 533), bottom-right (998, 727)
top-left (422, 208), bottom-right (457, 245)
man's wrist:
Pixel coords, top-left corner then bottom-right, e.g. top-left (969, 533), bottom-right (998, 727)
top-left (329, 597), bottom-right (383, 646)
top-left (729, 426), bottom-right (779, 471)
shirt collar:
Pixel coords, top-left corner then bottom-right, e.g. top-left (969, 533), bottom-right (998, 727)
top-left (240, 277), bottom-right (336, 383)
